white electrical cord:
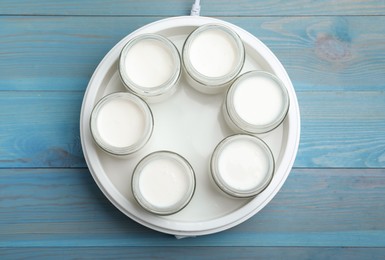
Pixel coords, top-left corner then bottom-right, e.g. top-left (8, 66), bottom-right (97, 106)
top-left (190, 0), bottom-right (201, 16)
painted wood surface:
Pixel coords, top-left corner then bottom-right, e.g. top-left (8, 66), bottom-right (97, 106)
top-left (1, 91), bottom-right (384, 168)
top-left (1, 16), bottom-right (385, 92)
top-left (1, 169), bottom-right (385, 247)
top-left (1, 16), bottom-right (384, 168)
top-left (1, 0), bottom-right (385, 258)
top-left (2, 247), bottom-right (385, 260)
top-left (0, 0), bottom-right (384, 16)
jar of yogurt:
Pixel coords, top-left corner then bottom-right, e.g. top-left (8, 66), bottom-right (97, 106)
top-left (90, 92), bottom-right (153, 156)
top-left (224, 70), bottom-right (290, 134)
top-left (132, 151), bottom-right (196, 215)
top-left (182, 24), bottom-right (245, 94)
top-left (119, 34), bottom-right (181, 102)
top-left (210, 134), bottom-right (274, 198)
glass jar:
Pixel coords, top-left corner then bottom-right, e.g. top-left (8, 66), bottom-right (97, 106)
top-left (132, 151), bottom-right (196, 215)
top-left (210, 134), bottom-right (274, 198)
top-left (224, 70), bottom-right (290, 134)
top-left (119, 34), bottom-right (181, 102)
top-left (182, 24), bottom-right (245, 94)
top-left (90, 92), bottom-right (153, 156)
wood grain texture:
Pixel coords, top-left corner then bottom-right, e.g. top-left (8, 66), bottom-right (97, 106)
top-left (298, 91), bottom-right (385, 168)
top-left (1, 16), bottom-right (384, 168)
top-left (1, 168), bottom-right (384, 247)
top-left (0, 0), bottom-right (384, 16)
top-left (0, 16), bottom-right (159, 91)
top-left (0, 92), bottom-right (85, 167)
top-left (225, 16), bottom-right (385, 92)
top-left (1, 16), bottom-right (384, 92)
top-left (1, 0), bottom-right (385, 257)
top-left (2, 247), bottom-right (385, 260)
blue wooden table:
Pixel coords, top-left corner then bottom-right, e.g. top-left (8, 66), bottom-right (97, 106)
top-left (1, 1), bottom-right (385, 258)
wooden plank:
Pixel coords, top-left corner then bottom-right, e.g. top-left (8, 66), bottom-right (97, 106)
top-left (0, 0), bottom-right (384, 16)
top-left (2, 247), bottom-right (385, 260)
top-left (0, 92), bottom-right (86, 168)
top-left (297, 91), bottom-right (385, 168)
top-left (1, 90), bottom-right (384, 168)
top-left (0, 16), bottom-right (159, 91)
top-left (1, 16), bottom-right (384, 92)
top-left (0, 168), bottom-right (384, 247)
top-left (225, 16), bottom-right (385, 92)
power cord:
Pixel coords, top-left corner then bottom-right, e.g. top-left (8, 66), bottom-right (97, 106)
top-left (190, 0), bottom-right (201, 16)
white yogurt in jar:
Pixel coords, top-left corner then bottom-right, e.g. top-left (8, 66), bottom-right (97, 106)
top-left (211, 134), bottom-right (274, 198)
top-left (132, 151), bottom-right (196, 215)
top-left (119, 34), bottom-right (181, 102)
top-left (97, 98), bottom-right (145, 148)
top-left (182, 24), bottom-right (245, 93)
top-left (189, 29), bottom-right (238, 78)
top-left (90, 92), bottom-right (153, 156)
top-left (225, 71), bottom-right (290, 134)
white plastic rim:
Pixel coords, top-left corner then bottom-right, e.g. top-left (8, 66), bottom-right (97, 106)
top-left (80, 16), bottom-right (301, 237)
